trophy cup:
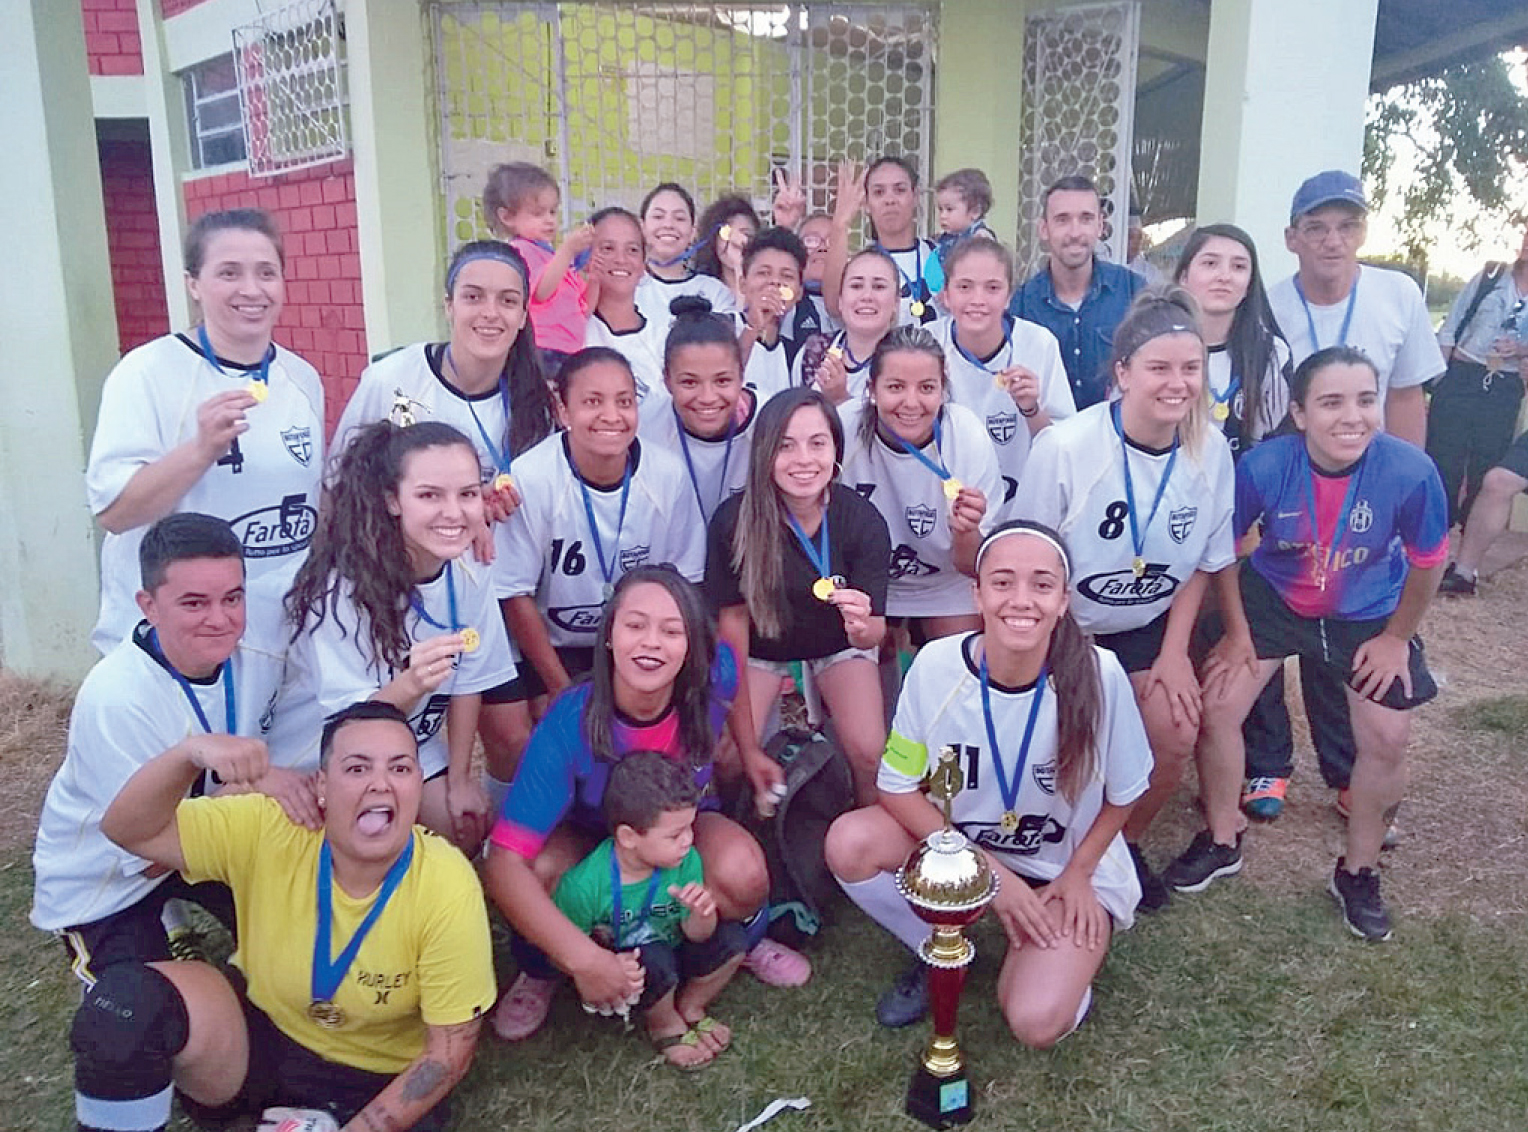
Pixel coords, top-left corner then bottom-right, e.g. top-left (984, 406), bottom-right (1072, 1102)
top-left (895, 746), bottom-right (999, 1129)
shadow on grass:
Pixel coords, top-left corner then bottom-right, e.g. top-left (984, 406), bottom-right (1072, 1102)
top-left (4, 854), bottom-right (1526, 1132)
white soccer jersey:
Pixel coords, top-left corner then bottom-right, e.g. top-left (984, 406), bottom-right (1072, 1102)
top-left (87, 334), bottom-right (325, 654)
top-left (882, 239), bottom-right (942, 327)
top-left (1267, 265), bottom-right (1446, 396)
top-left (263, 552), bottom-right (513, 778)
top-left (1015, 403), bottom-right (1236, 636)
top-left (495, 433), bottom-right (706, 646)
top-left (584, 310), bottom-right (670, 414)
top-left (31, 627), bottom-right (284, 932)
top-left (877, 634), bottom-right (1153, 927)
top-left (637, 395), bottom-right (756, 527)
top-left (789, 330), bottom-right (875, 403)
top-left (1206, 338), bottom-right (1292, 454)
top-left (838, 401), bottom-right (1001, 616)
top-left (635, 271), bottom-right (740, 336)
top-left (931, 316), bottom-right (1076, 523)
top-left (331, 343), bottom-right (514, 482)
top-left (731, 312), bottom-right (793, 404)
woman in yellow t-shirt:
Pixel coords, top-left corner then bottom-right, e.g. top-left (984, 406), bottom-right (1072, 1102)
top-left (84, 701), bottom-right (495, 1132)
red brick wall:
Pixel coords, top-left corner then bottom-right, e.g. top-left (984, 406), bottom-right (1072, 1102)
top-left (83, 0), bottom-right (143, 76)
top-left (182, 159), bottom-right (366, 433)
top-left (159, 0), bottom-right (212, 16)
top-left (101, 136), bottom-right (170, 353)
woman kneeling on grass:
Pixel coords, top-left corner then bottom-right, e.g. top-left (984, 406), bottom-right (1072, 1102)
top-left (1168, 346), bottom-right (1447, 941)
top-left (84, 701), bottom-right (494, 1132)
top-left (825, 522), bottom-right (1153, 1037)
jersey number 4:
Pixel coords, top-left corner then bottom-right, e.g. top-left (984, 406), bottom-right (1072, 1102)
top-left (548, 538), bottom-right (587, 576)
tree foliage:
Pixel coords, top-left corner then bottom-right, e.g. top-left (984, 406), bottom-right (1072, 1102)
top-left (1364, 51), bottom-right (1528, 264)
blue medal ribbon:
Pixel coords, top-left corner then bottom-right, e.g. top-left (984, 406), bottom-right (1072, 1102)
top-left (876, 242), bottom-right (933, 307)
top-left (409, 561), bottom-right (460, 633)
top-left (786, 506), bottom-right (832, 581)
top-left (311, 836), bottom-right (415, 1006)
top-left (1293, 273), bottom-right (1359, 353)
top-left (1301, 450), bottom-right (1365, 591)
top-left (609, 845), bottom-right (665, 949)
top-left (979, 654), bottom-right (1047, 821)
top-left (832, 332), bottom-right (871, 373)
top-left (885, 411), bottom-right (954, 485)
top-left (1110, 401), bottom-right (1179, 570)
top-left (647, 220), bottom-right (727, 270)
top-left (147, 628), bottom-right (235, 734)
top-left (197, 324), bottom-right (272, 391)
top-left (1212, 373), bottom-right (1242, 421)
top-left (575, 451), bottom-right (634, 592)
top-left (674, 405), bottom-right (738, 524)
top-left (951, 320), bottom-right (1016, 375)
top-left (447, 345), bottom-right (513, 477)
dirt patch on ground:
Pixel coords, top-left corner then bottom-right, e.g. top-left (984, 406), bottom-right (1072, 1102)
top-left (0, 672), bottom-right (72, 857)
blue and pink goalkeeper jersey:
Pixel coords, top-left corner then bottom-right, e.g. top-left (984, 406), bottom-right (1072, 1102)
top-left (1236, 433), bottom-right (1448, 621)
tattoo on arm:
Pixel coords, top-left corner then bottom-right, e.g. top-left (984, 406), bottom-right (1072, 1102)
top-left (398, 1059), bottom-right (449, 1103)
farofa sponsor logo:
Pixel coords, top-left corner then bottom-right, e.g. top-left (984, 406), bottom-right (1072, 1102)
top-left (1077, 567), bottom-right (1179, 605)
top-left (230, 494), bottom-right (316, 559)
top-left (548, 605), bottom-right (605, 633)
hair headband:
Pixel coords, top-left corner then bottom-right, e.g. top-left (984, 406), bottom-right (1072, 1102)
top-left (445, 246), bottom-right (527, 294)
top-left (975, 526), bottom-right (1071, 581)
top-left (1114, 311), bottom-right (1199, 363)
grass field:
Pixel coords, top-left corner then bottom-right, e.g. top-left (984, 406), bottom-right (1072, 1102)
top-left (3, 562), bottom-right (1526, 1132)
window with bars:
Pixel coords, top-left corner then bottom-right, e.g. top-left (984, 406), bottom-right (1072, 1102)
top-left (232, 0), bottom-right (348, 177)
top-left (183, 53), bottom-right (248, 170)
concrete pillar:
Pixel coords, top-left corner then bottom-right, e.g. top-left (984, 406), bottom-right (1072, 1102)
top-left (348, 0), bottom-right (446, 352)
top-left (0, 0), bottom-right (116, 679)
top-left (136, 0), bottom-right (191, 331)
top-left (1195, 0), bottom-right (1379, 277)
top-left (935, 0), bottom-right (1031, 245)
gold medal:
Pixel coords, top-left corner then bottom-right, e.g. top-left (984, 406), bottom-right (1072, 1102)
top-left (308, 1000), bottom-right (346, 1029)
top-left (1000, 810), bottom-right (1019, 834)
top-left (993, 374), bottom-right (1007, 390)
top-left (943, 478), bottom-right (962, 502)
top-left (460, 628), bottom-right (480, 653)
top-left (826, 345), bottom-right (843, 360)
top-left (719, 224), bottom-right (732, 242)
top-left (1212, 401), bottom-right (1230, 422)
top-left (246, 380), bottom-right (268, 403)
top-left (493, 472), bottom-right (514, 494)
top-left (779, 285), bottom-right (795, 303)
top-left (1132, 556), bottom-right (1146, 578)
top-left (910, 300), bottom-right (926, 318)
top-left (811, 577), bottom-right (836, 602)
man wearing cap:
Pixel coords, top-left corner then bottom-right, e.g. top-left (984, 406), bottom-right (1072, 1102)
top-left (1242, 171), bottom-right (1445, 832)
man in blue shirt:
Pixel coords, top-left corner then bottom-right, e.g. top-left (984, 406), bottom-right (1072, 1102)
top-left (1008, 175), bottom-right (1144, 408)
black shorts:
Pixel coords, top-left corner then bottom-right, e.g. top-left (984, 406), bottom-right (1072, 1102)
top-left (1240, 562), bottom-right (1436, 711)
top-left (624, 922), bottom-right (749, 1011)
top-left (485, 646), bottom-right (597, 703)
top-left (1094, 612), bottom-right (1170, 674)
top-left (178, 967), bottom-right (451, 1132)
top-left (60, 875), bottom-right (235, 986)
top-left (1496, 429), bottom-right (1528, 481)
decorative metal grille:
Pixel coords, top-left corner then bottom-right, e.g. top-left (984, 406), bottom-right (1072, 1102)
top-left (232, 0), bottom-right (349, 178)
top-left (427, 2), bottom-right (937, 247)
top-left (1016, 0), bottom-right (1140, 276)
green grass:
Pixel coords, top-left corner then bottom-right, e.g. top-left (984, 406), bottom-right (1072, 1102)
top-left (5, 855), bottom-right (1527, 1132)
top-left (1451, 695), bottom-right (1528, 740)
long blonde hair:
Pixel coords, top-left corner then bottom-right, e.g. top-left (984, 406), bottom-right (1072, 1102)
top-left (1109, 285), bottom-right (1211, 460)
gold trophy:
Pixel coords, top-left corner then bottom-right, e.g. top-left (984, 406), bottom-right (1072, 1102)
top-left (895, 746), bottom-right (999, 1128)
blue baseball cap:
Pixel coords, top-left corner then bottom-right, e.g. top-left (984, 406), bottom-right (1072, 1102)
top-left (1289, 170), bottom-right (1367, 221)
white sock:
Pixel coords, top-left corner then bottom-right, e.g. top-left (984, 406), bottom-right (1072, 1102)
top-left (1059, 984), bottom-right (1093, 1041)
top-left (484, 773), bottom-right (512, 816)
top-left (838, 872), bottom-right (930, 955)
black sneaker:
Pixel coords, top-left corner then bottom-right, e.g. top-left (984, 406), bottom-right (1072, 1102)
top-left (1128, 842), bottom-right (1171, 912)
top-left (1438, 563), bottom-right (1477, 597)
top-left (1329, 859), bottom-right (1393, 942)
top-left (875, 958), bottom-right (928, 1028)
top-left (1163, 830), bottom-right (1244, 893)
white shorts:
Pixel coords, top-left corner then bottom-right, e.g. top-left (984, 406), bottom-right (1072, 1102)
top-left (748, 646), bottom-right (878, 681)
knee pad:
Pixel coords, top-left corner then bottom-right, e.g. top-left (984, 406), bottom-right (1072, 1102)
top-left (71, 964), bottom-right (190, 1071)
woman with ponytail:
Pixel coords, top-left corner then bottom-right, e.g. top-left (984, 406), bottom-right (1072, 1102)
top-left (826, 522), bottom-right (1153, 1040)
top-left (267, 421), bottom-right (516, 852)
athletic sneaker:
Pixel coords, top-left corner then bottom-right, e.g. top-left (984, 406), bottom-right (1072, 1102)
top-left (1127, 842), bottom-right (1170, 912)
top-left (491, 972), bottom-right (557, 1040)
top-left (1335, 789), bottom-right (1401, 849)
top-left (1437, 563), bottom-right (1477, 597)
top-left (1329, 859), bottom-right (1393, 941)
top-left (1163, 830), bottom-right (1244, 893)
top-left (1241, 776), bottom-right (1288, 821)
top-left (875, 959), bottom-right (928, 1028)
top-left (742, 939), bottom-right (811, 987)
top-left (166, 926), bottom-right (209, 964)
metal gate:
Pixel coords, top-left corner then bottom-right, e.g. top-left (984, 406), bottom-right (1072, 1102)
top-left (427, 2), bottom-right (938, 247)
top-left (1016, 0), bottom-right (1140, 274)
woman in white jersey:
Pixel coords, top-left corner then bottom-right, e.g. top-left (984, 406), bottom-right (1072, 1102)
top-left (636, 183), bottom-right (739, 332)
top-left (931, 239), bottom-right (1075, 521)
top-left (791, 247), bottom-right (901, 405)
top-left (584, 206), bottom-right (670, 414)
top-left (86, 208), bottom-right (324, 654)
top-left (497, 347), bottom-right (707, 706)
top-left (826, 522), bottom-right (1152, 1036)
top-left (637, 296), bottom-right (757, 527)
top-left (272, 421), bottom-right (516, 853)
top-left (839, 325), bottom-right (1001, 641)
top-left (1015, 289), bottom-right (1236, 909)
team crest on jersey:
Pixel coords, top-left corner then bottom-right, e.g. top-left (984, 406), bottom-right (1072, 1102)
top-left (1077, 566), bottom-right (1178, 606)
top-left (230, 494), bottom-right (317, 560)
top-left (281, 426), bottom-right (314, 466)
top-left (905, 504), bottom-right (937, 539)
top-left (890, 545), bottom-right (939, 579)
top-left (1350, 500), bottom-right (1374, 534)
top-left (549, 606), bottom-right (606, 633)
top-left (1032, 761), bottom-right (1056, 795)
top-left (618, 546), bottom-right (651, 571)
top-left (1168, 506), bottom-right (1197, 544)
top-left (986, 412), bottom-right (1017, 445)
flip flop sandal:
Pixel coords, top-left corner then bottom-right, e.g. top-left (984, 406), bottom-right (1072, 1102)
top-left (687, 1014), bottom-right (731, 1053)
top-left (651, 1027), bottom-right (713, 1071)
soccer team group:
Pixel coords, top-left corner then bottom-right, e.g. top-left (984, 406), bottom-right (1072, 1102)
top-left (35, 150), bottom-right (1503, 1130)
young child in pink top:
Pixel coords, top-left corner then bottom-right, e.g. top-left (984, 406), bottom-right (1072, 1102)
top-left (484, 162), bottom-right (596, 373)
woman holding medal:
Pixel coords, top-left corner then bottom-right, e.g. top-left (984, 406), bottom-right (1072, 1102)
top-left (85, 701), bottom-right (495, 1132)
top-left (1167, 347), bottom-right (1447, 939)
top-left (791, 247), bottom-right (902, 405)
top-left (87, 208), bottom-right (324, 655)
top-left (268, 421), bottom-right (515, 853)
top-left (931, 239), bottom-right (1076, 522)
top-left (838, 325), bottom-right (1001, 642)
top-left (1015, 290), bottom-right (1236, 909)
top-left (826, 522), bottom-right (1153, 1036)
top-left (705, 387), bottom-right (893, 805)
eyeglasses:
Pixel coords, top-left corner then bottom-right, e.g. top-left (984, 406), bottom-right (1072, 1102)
top-left (802, 236), bottom-right (828, 252)
top-left (1295, 218), bottom-right (1364, 242)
